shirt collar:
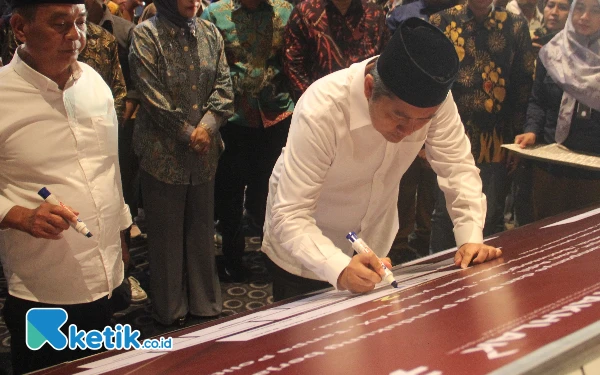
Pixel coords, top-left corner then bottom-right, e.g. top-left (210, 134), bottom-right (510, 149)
top-left (98, 4), bottom-right (115, 32)
top-left (232, 0), bottom-right (274, 12)
top-left (13, 46), bottom-right (82, 93)
top-left (348, 57), bottom-right (376, 131)
top-left (458, 4), bottom-right (496, 23)
top-left (507, 0), bottom-right (542, 21)
top-left (158, 14), bottom-right (197, 37)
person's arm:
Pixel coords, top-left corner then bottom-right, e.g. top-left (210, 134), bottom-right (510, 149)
top-left (108, 39), bottom-right (128, 125)
top-left (515, 58), bottom-right (547, 147)
top-left (426, 94), bottom-right (501, 266)
top-left (268, 107), bottom-right (356, 288)
top-left (128, 24), bottom-right (196, 143)
top-left (283, 6), bottom-right (312, 102)
top-left (0, 203), bottom-right (77, 240)
top-left (189, 22), bottom-right (234, 153)
top-left (123, 25), bottom-right (140, 122)
top-left (504, 17), bottom-right (535, 141)
top-left (200, 23), bottom-right (234, 136)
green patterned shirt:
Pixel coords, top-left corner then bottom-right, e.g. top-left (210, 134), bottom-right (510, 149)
top-left (201, 0), bottom-right (294, 128)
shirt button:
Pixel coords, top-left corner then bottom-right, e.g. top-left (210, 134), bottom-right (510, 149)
top-left (192, 104), bottom-right (199, 110)
top-left (190, 65), bottom-right (195, 71)
top-left (192, 85), bottom-right (197, 91)
top-left (184, 46), bottom-right (189, 52)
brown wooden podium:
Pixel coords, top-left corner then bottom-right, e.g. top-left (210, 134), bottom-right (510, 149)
top-left (36, 206), bottom-right (600, 375)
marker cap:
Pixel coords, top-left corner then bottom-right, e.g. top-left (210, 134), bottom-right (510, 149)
top-left (346, 232), bottom-right (358, 242)
top-left (38, 187), bottom-right (51, 200)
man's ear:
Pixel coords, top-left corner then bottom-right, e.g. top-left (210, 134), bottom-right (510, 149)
top-left (10, 13), bottom-right (29, 44)
top-left (10, 13), bottom-right (29, 43)
top-left (364, 73), bottom-right (374, 100)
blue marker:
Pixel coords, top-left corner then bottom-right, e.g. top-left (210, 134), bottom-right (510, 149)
top-left (38, 187), bottom-right (92, 238)
top-left (346, 232), bottom-right (398, 288)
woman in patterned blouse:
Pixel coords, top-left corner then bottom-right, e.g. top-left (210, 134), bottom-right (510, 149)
top-left (129, 0), bottom-right (234, 326)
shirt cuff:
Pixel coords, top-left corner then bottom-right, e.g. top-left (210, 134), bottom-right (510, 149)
top-left (179, 121), bottom-right (195, 143)
top-left (453, 223), bottom-right (484, 249)
top-left (0, 195), bottom-right (15, 226)
top-left (322, 251), bottom-right (353, 290)
top-left (119, 203), bottom-right (133, 231)
top-left (197, 111), bottom-right (223, 135)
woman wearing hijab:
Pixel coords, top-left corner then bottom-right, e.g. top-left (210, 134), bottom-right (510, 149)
top-left (532, 0), bottom-right (572, 48)
top-left (129, 0), bottom-right (234, 325)
top-left (514, 0), bottom-right (600, 221)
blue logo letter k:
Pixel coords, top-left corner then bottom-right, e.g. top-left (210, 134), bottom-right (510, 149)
top-left (26, 308), bottom-right (68, 350)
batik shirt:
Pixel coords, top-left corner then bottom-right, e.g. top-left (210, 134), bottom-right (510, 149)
top-left (430, 5), bottom-right (535, 164)
top-left (130, 16), bottom-right (234, 185)
top-left (79, 22), bottom-right (127, 123)
top-left (284, 0), bottom-right (390, 100)
top-left (202, 0), bottom-right (295, 128)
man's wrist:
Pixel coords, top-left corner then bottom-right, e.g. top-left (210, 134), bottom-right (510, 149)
top-left (0, 205), bottom-right (30, 232)
top-left (336, 268), bottom-right (348, 291)
top-left (197, 122), bottom-right (215, 137)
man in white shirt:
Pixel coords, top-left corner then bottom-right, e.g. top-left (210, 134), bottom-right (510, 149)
top-left (262, 17), bottom-right (502, 301)
top-left (507, 0), bottom-right (544, 34)
top-left (0, 1), bottom-right (131, 373)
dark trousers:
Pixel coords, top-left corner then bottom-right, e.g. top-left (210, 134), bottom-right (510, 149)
top-left (390, 156), bottom-right (436, 261)
top-left (264, 257), bottom-right (331, 302)
top-left (430, 162), bottom-right (508, 253)
top-left (141, 171), bottom-right (222, 324)
top-left (531, 164), bottom-right (600, 221)
top-left (215, 119), bottom-right (291, 266)
top-left (3, 294), bottom-right (112, 375)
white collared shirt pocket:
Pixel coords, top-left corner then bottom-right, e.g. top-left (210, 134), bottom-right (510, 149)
top-left (91, 115), bottom-right (118, 156)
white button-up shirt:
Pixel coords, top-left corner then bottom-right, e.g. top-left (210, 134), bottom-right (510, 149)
top-left (262, 58), bottom-right (486, 288)
top-left (506, 0), bottom-right (544, 34)
top-left (0, 50), bottom-right (132, 304)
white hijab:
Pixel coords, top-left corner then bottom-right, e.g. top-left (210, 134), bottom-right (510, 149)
top-left (539, 0), bottom-right (600, 141)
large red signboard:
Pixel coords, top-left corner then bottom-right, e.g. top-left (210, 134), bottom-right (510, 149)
top-left (38, 207), bottom-right (600, 375)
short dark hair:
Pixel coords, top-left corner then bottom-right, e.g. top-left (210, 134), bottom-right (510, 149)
top-left (370, 63), bottom-right (396, 101)
top-left (12, 4), bottom-right (37, 20)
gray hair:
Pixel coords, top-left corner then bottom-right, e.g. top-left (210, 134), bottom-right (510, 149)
top-left (370, 63), bottom-right (396, 101)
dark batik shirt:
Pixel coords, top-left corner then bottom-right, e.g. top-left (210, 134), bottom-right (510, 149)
top-left (201, 0), bottom-right (295, 128)
top-left (430, 5), bottom-right (535, 164)
top-left (130, 16), bottom-right (234, 185)
top-left (284, 0), bottom-right (390, 100)
top-left (79, 22), bottom-right (127, 123)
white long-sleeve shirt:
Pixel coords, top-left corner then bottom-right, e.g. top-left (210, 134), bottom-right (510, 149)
top-left (262, 58), bottom-right (486, 288)
top-left (0, 50), bottom-right (132, 304)
top-left (506, 0), bottom-right (544, 34)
